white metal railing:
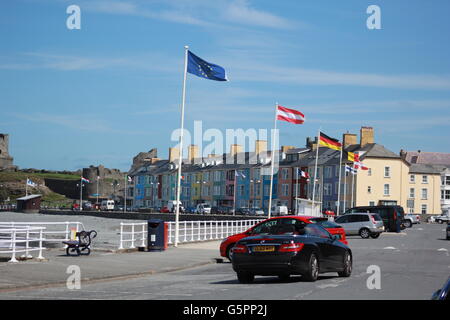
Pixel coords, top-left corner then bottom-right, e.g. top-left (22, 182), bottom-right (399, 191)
top-left (0, 226), bottom-right (45, 262)
top-left (118, 222), bottom-right (147, 249)
top-left (0, 221), bottom-right (85, 244)
top-left (118, 219), bottom-right (262, 249)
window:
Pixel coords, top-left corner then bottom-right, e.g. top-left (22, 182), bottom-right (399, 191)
top-left (324, 183), bottom-right (332, 196)
top-left (384, 184), bottom-right (390, 196)
top-left (384, 166), bottom-right (391, 178)
top-left (281, 168), bottom-right (289, 180)
top-left (421, 204), bottom-right (427, 214)
top-left (282, 184), bottom-right (289, 196)
top-left (305, 224), bottom-right (331, 238)
top-left (324, 166), bottom-right (332, 178)
top-left (369, 201), bottom-right (375, 206)
top-left (410, 175), bottom-right (415, 183)
top-left (445, 190), bottom-right (450, 200)
top-left (409, 188), bottom-right (415, 198)
top-left (368, 168), bottom-right (372, 176)
top-left (422, 175), bottom-right (428, 184)
top-left (367, 186), bottom-right (372, 194)
top-left (421, 188), bottom-right (428, 200)
top-left (239, 185), bottom-right (245, 196)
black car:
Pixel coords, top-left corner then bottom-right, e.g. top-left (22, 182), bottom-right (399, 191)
top-left (235, 207), bottom-right (251, 216)
top-left (432, 276), bottom-right (450, 300)
top-left (345, 205), bottom-right (405, 232)
top-left (232, 222), bottom-right (352, 283)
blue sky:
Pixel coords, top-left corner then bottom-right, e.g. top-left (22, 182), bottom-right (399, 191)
top-left (1, 0), bottom-right (450, 171)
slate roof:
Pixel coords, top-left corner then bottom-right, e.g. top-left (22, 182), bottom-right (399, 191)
top-left (404, 151), bottom-right (450, 166)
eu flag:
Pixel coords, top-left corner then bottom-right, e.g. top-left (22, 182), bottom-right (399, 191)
top-left (187, 51), bottom-right (228, 81)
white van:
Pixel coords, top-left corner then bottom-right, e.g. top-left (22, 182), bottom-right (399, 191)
top-left (271, 205), bottom-right (288, 216)
top-left (100, 200), bottom-right (115, 211)
top-left (167, 200), bottom-right (184, 213)
top-left (196, 203), bottom-right (211, 214)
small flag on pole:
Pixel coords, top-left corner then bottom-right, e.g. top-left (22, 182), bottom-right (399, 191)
top-left (26, 178), bottom-right (37, 187)
top-left (81, 177), bottom-right (90, 183)
top-left (127, 176), bottom-right (132, 183)
top-left (345, 165), bottom-right (357, 175)
top-left (187, 51), bottom-right (228, 81)
top-left (276, 105), bottom-right (305, 124)
top-left (298, 169), bottom-right (309, 178)
top-left (347, 152), bottom-right (355, 162)
top-left (353, 153), bottom-right (369, 170)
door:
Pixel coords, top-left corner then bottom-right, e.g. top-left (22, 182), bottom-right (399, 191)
top-left (346, 215), bottom-right (362, 235)
top-left (335, 215), bottom-right (351, 235)
top-left (304, 225), bottom-right (336, 270)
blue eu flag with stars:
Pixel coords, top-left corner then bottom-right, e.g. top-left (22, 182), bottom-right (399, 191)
top-left (187, 51), bottom-right (228, 81)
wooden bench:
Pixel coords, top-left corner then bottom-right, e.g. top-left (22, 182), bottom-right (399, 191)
top-left (63, 230), bottom-right (97, 256)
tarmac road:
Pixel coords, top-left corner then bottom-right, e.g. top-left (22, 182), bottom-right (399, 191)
top-left (0, 223), bottom-right (448, 300)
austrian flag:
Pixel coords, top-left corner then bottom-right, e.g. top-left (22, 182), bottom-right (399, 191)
top-left (276, 105), bottom-right (305, 124)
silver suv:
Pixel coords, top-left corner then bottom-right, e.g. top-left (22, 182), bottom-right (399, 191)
top-left (335, 213), bottom-right (385, 239)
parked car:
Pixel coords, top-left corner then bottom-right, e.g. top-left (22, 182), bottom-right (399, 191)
top-left (271, 205), bottom-right (288, 216)
top-left (160, 206), bottom-right (170, 213)
top-left (211, 206), bottom-right (229, 215)
top-left (435, 212), bottom-right (450, 224)
top-left (100, 200), bottom-right (115, 211)
top-left (403, 214), bottom-right (421, 228)
top-left (235, 207), bottom-right (251, 216)
top-left (345, 205), bottom-right (405, 232)
top-left (114, 205), bottom-right (124, 211)
top-left (196, 203), bottom-right (211, 214)
top-left (185, 206), bottom-right (196, 214)
top-left (231, 223), bottom-right (352, 283)
top-left (431, 276), bottom-right (450, 300)
top-left (447, 222), bottom-right (450, 240)
top-left (220, 216), bottom-right (348, 260)
top-left (248, 208), bottom-right (265, 216)
top-left (335, 213), bottom-right (384, 239)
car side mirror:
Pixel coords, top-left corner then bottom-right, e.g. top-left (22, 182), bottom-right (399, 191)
top-left (431, 289), bottom-right (441, 300)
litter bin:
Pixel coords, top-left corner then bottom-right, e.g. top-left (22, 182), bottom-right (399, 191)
top-left (147, 219), bottom-right (168, 251)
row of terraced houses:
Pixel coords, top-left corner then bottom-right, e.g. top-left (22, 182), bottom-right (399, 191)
top-left (127, 126), bottom-right (450, 215)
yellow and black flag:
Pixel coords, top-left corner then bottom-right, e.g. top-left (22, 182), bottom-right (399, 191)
top-left (319, 132), bottom-right (342, 151)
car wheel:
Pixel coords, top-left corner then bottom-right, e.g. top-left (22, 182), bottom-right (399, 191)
top-left (338, 251), bottom-right (352, 277)
top-left (404, 220), bottom-right (412, 228)
top-left (237, 271), bottom-right (254, 284)
top-left (359, 228), bottom-right (370, 239)
top-left (370, 233), bottom-right (380, 239)
top-left (438, 220), bottom-right (443, 224)
top-left (302, 253), bottom-right (319, 282)
top-left (226, 244), bottom-right (235, 261)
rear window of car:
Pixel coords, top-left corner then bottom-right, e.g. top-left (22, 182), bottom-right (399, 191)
top-left (371, 214), bottom-right (383, 221)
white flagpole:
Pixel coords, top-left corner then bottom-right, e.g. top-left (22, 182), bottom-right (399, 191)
top-left (174, 45), bottom-right (189, 247)
top-left (312, 128), bottom-right (320, 210)
top-left (268, 102), bottom-right (278, 219)
top-left (124, 175), bottom-right (127, 213)
top-left (233, 171), bottom-right (237, 216)
top-left (336, 146), bottom-right (343, 215)
top-left (80, 177), bottom-right (83, 211)
top-left (351, 166), bottom-right (355, 208)
top-left (343, 166), bottom-right (347, 212)
top-left (295, 167), bottom-right (299, 214)
top-left (25, 177), bottom-right (28, 197)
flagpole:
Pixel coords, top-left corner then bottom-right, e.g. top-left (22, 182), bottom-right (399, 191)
top-left (343, 167), bottom-right (347, 212)
top-left (174, 45), bottom-right (189, 247)
top-left (351, 166), bottom-right (355, 208)
top-left (25, 177), bottom-right (28, 197)
top-left (233, 171), bottom-right (237, 216)
top-left (80, 177), bottom-right (83, 211)
top-left (336, 146), bottom-right (343, 215)
top-left (268, 102), bottom-right (278, 219)
top-left (124, 175), bottom-right (127, 213)
top-left (96, 176), bottom-right (99, 205)
top-left (295, 167), bottom-right (299, 214)
top-left (312, 128), bottom-right (320, 211)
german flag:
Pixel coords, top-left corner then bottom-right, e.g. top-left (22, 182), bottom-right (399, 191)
top-left (319, 132), bottom-right (342, 151)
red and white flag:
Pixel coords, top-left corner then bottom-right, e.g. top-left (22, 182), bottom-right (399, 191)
top-left (277, 105), bottom-right (305, 124)
top-left (354, 153), bottom-right (369, 170)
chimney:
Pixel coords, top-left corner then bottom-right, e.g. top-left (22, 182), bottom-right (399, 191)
top-left (280, 146), bottom-right (295, 153)
top-left (343, 132), bottom-right (357, 148)
top-left (255, 140), bottom-right (267, 155)
top-left (188, 145), bottom-right (199, 163)
top-left (306, 137), bottom-right (317, 149)
top-left (207, 154), bottom-right (216, 158)
top-left (169, 147), bottom-right (179, 163)
top-left (360, 126), bottom-right (374, 147)
top-left (230, 144), bottom-right (243, 156)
